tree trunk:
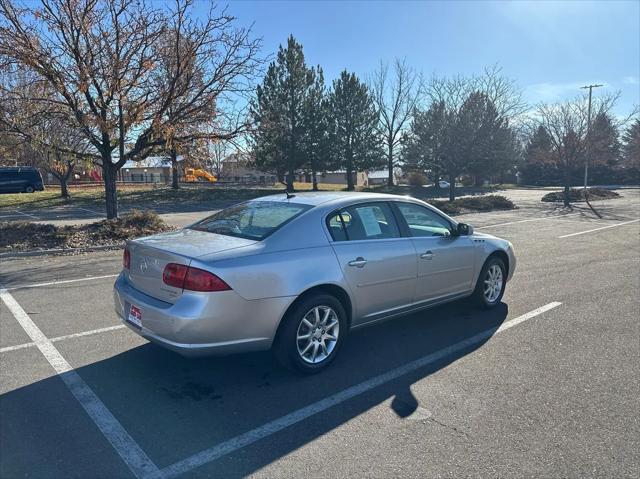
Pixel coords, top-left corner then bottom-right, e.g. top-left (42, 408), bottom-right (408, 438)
top-left (387, 145), bottom-right (394, 186)
top-left (102, 159), bottom-right (118, 219)
top-left (563, 164), bottom-right (571, 207)
top-left (60, 177), bottom-right (70, 199)
top-left (346, 158), bottom-right (355, 191)
top-left (286, 171), bottom-right (294, 191)
top-left (449, 173), bottom-right (455, 201)
top-left (312, 170), bottom-right (318, 191)
top-left (171, 150), bottom-right (179, 189)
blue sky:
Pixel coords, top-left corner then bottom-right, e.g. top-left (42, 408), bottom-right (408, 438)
top-left (211, 0), bottom-right (639, 116)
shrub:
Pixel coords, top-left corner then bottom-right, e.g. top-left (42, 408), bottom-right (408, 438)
top-left (406, 171), bottom-right (428, 187)
top-left (1, 210), bottom-right (173, 252)
top-left (541, 188), bottom-right (620, 202)
top-left (431, 195), bottom-right (515, 215)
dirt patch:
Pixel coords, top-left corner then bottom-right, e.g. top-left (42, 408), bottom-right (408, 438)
top-left (0, 209), bottom-right (174, 253)
top-left (541, 188), bottom-right (620, 203)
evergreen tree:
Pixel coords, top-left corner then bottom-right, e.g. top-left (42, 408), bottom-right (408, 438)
top-left (328, 71), bottom-right (382, 190)
top-left (589, 112), bottom-right (621, 167)
top-left (402, 101), bottom-right (448, 187)
top-left (622, 118), bottom-right (640, 169)
top-left (301, 66), bottom-right (330, 190)
top-left (252, 35), bottom-right (315, 190)
top-left (525, 126), bottom-right (554, 164)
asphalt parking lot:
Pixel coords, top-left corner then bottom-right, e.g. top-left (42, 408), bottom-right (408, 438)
top-left (1, 190), bottom-right (639, 478)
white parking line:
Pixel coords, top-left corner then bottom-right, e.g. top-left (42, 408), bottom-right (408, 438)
top-left (76, 207), bottom-right (105, 217)
top-left (0, 287), bottom-right (158, 478)
top-left (150, 301), bottom-right (563, 479)
top-left (558, 218), bottom-right (640, 238)
top-left (15, 210), bottom-right (39, 219)
top-left (5, 274), bottom-right (119, 291)
top-left (0, 324), bottom-right (127, 354)
top-left (478, 213), bottom-right (581, 229)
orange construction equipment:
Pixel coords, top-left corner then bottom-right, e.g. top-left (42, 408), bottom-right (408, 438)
top-left (184, 168), bottom-right (217, 183)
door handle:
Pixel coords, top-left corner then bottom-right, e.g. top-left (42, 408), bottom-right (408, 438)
top-left (348, 257), bottom-right (367, 268)
top-left (420, 250), bottom-right (434, 260)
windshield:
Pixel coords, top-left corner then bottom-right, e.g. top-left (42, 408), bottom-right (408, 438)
top-left (189, 201), bottom-right (311, 240)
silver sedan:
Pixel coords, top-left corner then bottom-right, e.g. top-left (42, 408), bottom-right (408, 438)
top-left (114, 192), bottom-right (516, 373)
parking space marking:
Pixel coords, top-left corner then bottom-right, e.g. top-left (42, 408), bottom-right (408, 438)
top-left (478, 213), bottom-right (581, 229)
top-left (5, 274), bottom-right (119, 291)
top-left (558, 218), bottom-right (640, 238)
top-left (151, 301), bottom-right (562, 479)
top-left (0, 287), bottom-right (158, 478)
top-left (0, 324), bottom-right (127, 354)
top-left (76, 206), bottom-right (106, 217)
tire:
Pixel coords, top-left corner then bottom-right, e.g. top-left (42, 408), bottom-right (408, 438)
top-left (472, 256), bottom-right (507, 309)
top-left (274, 293), bottom-right (347, 374)
top-left (24, 185), bottom-right (35, 193)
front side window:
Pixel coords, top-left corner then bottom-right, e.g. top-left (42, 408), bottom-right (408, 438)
top-left (327, 202), bottom-right (400, 241)
top-left (190, 201), bottom-right (311, 240)
top-left (396, 202), bottom-right (453, 237)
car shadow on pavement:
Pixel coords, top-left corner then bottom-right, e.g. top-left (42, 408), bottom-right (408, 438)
top-left (0, 300), bottom-right (508, 478)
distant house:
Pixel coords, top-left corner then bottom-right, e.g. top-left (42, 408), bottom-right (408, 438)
top-left (220, 154), bottom-right (277, 185)
top-left (366, 170), bottom-right (391, 186)
top-left (121, 156), bottom-right (183, 183)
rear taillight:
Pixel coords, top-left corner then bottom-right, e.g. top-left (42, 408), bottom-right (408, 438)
top-left (123, 247), bottom-right (131, 270)
top-left (162, 263), bottom-right (231, 292)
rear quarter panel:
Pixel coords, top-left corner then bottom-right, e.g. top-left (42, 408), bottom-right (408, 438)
top-left (191, 245), bottom-right (347, 302)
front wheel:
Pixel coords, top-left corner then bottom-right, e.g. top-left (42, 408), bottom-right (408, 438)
top-left (472, 256), bottom-right (507, 309)
top-left (24, 185), bottom-right (35, 193)
top-left (274, 294), bottom-right (347, 374)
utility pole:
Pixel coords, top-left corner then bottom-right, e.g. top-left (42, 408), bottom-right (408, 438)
top-left (580, 84), bottom-right (603, 189)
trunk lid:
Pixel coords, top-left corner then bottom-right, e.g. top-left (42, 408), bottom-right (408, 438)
top-left (126, 229), bottom-right (256, 303)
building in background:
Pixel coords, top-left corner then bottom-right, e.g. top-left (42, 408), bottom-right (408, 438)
top-left (220, 153), bottom-right (277, 184)
top-left (120, 156), bottom-right (183, 183)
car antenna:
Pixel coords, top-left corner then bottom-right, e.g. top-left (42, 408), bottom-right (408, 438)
top-left (284, 188), bottom-right (295, 199)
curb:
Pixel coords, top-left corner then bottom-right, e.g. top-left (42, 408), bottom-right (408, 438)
top-left (0, 244), bottom-right (122, 259)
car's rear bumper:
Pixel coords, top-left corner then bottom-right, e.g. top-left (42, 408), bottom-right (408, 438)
top-left (113, 273), bottom-right (294, 357)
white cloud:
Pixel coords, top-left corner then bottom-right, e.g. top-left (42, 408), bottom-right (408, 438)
top-left (622, 76), bottom-right (639, 85)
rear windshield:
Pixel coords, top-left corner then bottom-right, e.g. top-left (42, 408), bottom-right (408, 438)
top-left (189, 201), bottom-right (311, 240)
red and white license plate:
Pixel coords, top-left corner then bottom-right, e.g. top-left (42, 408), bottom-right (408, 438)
top-left (128, 304), bottom-right (142, 329)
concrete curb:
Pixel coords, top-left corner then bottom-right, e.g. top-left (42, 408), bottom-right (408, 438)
top-left (0, 244), bottom-right (122, 259)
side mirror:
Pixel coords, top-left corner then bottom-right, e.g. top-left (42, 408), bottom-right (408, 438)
top-left (456, 223), bottom-right (474, 236)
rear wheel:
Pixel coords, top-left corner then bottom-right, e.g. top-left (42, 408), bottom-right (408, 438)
top-left (274, 293), bottom-right (347, 374)
top-left (472, 256), bottom-right (506, 309)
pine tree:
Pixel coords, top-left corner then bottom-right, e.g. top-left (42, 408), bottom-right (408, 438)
top-left (301, 66), bottom-right (330, 190)
top-left (589, 112), bottom-right (621, 167)
top-left (403, 101), bottom-right (448, 187)
top-left (252, 36), bottom-right (315, 190)
top-left (328, 71), bottom-right (382, 190)
top-left (622, 118), bottom-right (640, 169)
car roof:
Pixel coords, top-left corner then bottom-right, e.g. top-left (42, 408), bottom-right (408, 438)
top-left (250, 191), bottom-right (410, 207)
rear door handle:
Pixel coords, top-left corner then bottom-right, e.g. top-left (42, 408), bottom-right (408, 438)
top-left (420, 250), bottom-right (434, 260)
top-left (348, 257), bottom-right (367, 268)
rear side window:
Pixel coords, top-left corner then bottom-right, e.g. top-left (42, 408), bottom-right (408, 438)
top-left (327, 202), bottom-right (400, 241)
top-left (190, 201), bottom-right (311, 240)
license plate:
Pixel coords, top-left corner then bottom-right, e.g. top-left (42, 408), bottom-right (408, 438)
top-left (128, 304), bottom-right (142, 329)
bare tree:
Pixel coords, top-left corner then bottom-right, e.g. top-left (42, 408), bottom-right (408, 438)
top-left (0, 70), bottom-right (90, 197)
top-left (533, 92), bottom-right (627, 206)
top-left (0, 0), bottom-right (261, 217)
top-left (371, 59), bottom-right (422, 186)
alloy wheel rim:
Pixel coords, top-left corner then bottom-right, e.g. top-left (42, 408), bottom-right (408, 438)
top-left (483, 264), bottom-right (503, 303)
top-left (296, 305), bottom-right (340, 364)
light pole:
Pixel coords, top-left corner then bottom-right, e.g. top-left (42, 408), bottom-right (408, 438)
top-left (580, 84), bottom-right (603, 189)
